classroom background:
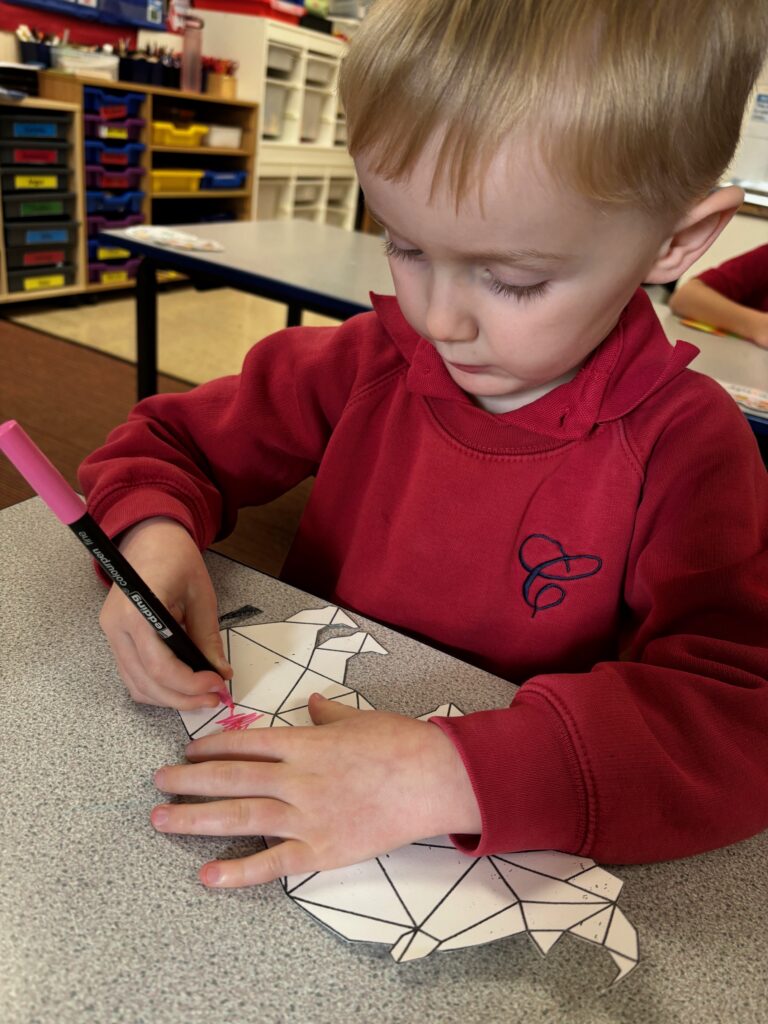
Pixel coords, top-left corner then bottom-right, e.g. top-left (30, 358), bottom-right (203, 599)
top-left (0, 0), bottom-right (766, 579)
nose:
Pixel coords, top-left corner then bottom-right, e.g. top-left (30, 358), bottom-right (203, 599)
top-left (423, 272), bottom-right (478, 345)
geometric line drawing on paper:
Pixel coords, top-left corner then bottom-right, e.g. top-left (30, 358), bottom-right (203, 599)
top-left (178, 605), bottom-right (386, 740)
top-left (176, 606), bottom-right (639, 982)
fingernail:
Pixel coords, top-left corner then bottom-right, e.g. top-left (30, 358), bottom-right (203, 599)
top-left (202, 862), bottom-right (223, 886)
top-left (153, 768), bottom-right (166, 787)
top-left (152, 807), bottom-right (169, 828)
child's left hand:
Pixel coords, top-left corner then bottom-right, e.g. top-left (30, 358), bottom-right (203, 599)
top-left (151, 693), bottom-right (482, 887)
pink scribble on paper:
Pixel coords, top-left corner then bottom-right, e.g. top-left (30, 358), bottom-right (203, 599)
top-left (219, 710), bottom-right (264, 731)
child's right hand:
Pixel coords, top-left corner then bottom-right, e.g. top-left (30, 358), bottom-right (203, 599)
top-left (98, 517), bottom-right (231, 711)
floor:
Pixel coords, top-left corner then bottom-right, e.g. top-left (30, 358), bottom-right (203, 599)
top-left (0, 293), bottom-right (321, 577)
top-left (10, 285), bottom-right (341, 384)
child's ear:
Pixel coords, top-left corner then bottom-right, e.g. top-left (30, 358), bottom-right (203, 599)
top-left (643, 185), bottom-right (744, 284)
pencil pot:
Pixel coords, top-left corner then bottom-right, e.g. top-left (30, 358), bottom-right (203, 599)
top-left (206, 73), bottom-right (237, 99)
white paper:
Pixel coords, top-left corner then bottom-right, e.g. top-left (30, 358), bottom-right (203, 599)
top-left (178, 606), bottom-right (639, 981)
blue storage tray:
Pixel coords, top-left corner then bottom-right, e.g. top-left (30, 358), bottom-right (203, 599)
top-left (84, 140), bottom-right (145, 167)
top-left (83, 88), bottom-right (145, 120)
top-left (200, 170), bottom-right (247, 190)
top-left (86, 190), bottom-right (144, 214)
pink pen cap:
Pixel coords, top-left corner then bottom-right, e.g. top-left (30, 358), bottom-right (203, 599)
top-left (0, 420), bottom-right (87, 526)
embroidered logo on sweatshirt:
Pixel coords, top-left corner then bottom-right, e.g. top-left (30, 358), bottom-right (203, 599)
top-left (519, 534), bottom-right (602, 618)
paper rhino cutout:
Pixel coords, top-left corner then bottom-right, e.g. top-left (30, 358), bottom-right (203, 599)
top-left (178, 606), bottom-right (639, 981)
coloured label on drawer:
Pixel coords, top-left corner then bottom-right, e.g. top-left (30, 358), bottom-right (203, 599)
top-left (13, 123), bottom-right (56, 138)
top-left (23, 273), bottom-right (65, 291)
top-left (100, 104), bottom-right (127, 120)
top-left (23, 250), bottom-right (64, 266)
top-left (101, 270), bottom-right (128, 283)
top-left (13, 148), bottom-right (58, 163)
top-left (15, 174), bottom-right (58, 189)
top-left (26, 229), bottom-right (68, 244)
top-left (101, 173), bottom-right (130, 188)
top-left (101, 126), bottom-right (128, 139)
top-left (97, 247), bottom-right (131, 259)
top-left (20, 200), bottom-right (63, 216)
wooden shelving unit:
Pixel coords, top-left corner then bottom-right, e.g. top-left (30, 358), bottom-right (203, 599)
top-left (12, 72), bottom-right (259, 297)
top-left (0, 97), bottom-right (85, 306)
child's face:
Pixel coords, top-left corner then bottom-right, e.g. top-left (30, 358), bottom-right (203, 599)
top-left (356, 141), bottom-right (672, 402)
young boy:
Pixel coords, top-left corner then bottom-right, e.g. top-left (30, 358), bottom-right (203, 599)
top-left (80, 0), bottom-right (768, 889)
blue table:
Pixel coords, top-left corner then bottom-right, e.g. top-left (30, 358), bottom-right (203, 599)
top-left (100, 219), bottom-right (392, 400)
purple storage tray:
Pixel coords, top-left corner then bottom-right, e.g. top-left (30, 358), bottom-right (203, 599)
top-left (88, 257), bottom-right (141, 283)
top-left (87, 212), bottom-right (144, 236)
top-left (84, 115), bottom-right (145, 141)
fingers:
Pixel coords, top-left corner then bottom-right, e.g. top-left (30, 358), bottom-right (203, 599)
top-left (110, 628), bottom-right (222, 710)
top-left (185, 728), bottom-right (286, 762)
top-left (184, 604), bottom-right (233, 681)
top-left (152, 795), bottom-right (294, 838)
top-left (307, 691), bottom-right (361, 725)
top-left (200, 840), bottom-right (310, 888)
top-left (155, 760), bottom-right (285, 798)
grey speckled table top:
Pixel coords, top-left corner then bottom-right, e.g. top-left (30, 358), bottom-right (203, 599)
top-left (1, 498), bottom-right (766, 1024)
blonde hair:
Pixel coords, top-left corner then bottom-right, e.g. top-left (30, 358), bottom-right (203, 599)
top-left (339, 0), bottom-right (768, 217)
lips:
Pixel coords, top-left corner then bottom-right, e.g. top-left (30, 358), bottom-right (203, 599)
top-left (446, 362), bottom-right (491, 374)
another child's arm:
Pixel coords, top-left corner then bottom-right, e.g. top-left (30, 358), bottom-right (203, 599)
top-left (669, 276), bottom-right (768, 345)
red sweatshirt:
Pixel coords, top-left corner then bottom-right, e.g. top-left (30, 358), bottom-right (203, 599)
top-left (79, 289), bottom-right (768, 865)
top-left (697, 242), bottom-right (768, 312)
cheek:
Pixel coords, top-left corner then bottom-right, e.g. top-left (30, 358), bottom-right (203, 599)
top-left (388, 262), bottom-right (428, 324)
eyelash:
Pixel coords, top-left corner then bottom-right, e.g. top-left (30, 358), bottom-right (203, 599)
top-left (383, 238), bottom-right (549, 302)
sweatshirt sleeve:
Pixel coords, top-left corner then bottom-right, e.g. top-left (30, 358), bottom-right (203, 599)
top-left (433, 384), bottom-right (768, 864)
top-left (78, 318), bottom-right (374, 546)
top-left (696, 244), bottom-right (768, 309)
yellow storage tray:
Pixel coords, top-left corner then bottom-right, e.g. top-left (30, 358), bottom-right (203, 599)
top-left (152, 122), bottom-right (209, 148)
top-left (151, 169), bottom-right (204, 193)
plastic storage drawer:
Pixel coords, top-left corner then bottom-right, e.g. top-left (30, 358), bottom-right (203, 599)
top-left (84, 141), bottom-right (145, 167)
top-left (86, 191), bottom-right (144, 215)
top-left (257, 178), bottom-right (286, 219)
top-left (83, 88), bottom-right (145, 120)
top-left (3, 192), bottom-right (76, 220)
top-left (301, 90), bottom-right (326, 143)
top-left (0, 141), bottom-right (69, 165)
top-left (204, 124), bottom-right (243, 149)
top-left (6, 243), bottom-right (77, 269)
top-left (150, 169), bottom-right (203, 193)
top-left (267, 43), bottom-right (300, 78)
top-left (4, 220), bottom-right (78, 247)
top-left (85, 115), bottom-right (145, 141)
top-left (87, 212), bottom-right (144, 235)
top-left (2, 168), bottom-right (70, 192)
top-left (0, 112), bottom-right (71, 140)
top-left (88, 258), bottom-right (141, 284)
top-left (88, 239), bottom-right (133, 261)
top-left (85, 165), bottom-right (145, 190)
top-left (294, 179), bottom-right (323, 204)
top-left (305, 55), bottom-right (336, 86)
top-left (200, 170), bottom-right (246, 190)
top-left (263, 82), bottom-right (290, 138)
top-left (152, 122), bottom-right (209, 148)
top-left (7, 264), bottom-right (76, 293)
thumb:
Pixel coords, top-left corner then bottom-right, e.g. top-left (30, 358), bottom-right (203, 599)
top-left (183, 601), bottom-right (232, 680)
top-left (308, 692), bottom-right (360, 725)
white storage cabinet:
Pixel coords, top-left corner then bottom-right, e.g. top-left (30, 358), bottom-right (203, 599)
top-left (202, 14), bottom-right (359, 230)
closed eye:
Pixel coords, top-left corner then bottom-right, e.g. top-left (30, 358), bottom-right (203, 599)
top-left (384, 238), bottom-right (549, 302)
top-left (383, 238), bottom-right (424, 262)
top-left (486, 278), bottom-right (549, 301)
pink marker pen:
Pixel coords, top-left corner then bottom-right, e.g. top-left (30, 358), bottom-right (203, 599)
top-left (0, 419), bottom-right (233, 707)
